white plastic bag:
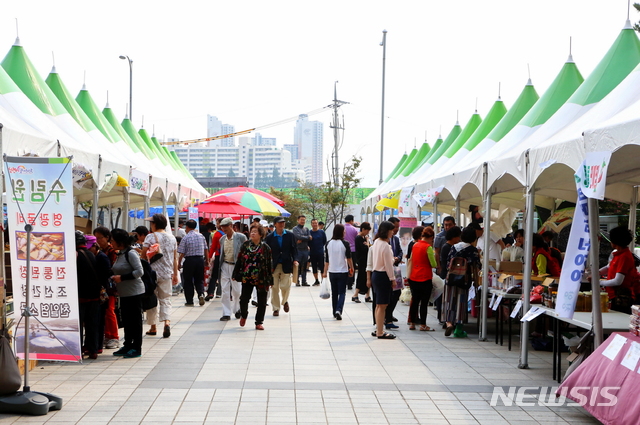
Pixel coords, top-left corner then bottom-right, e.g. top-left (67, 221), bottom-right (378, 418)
top-left (319, 277), bottom-right (331, 299)
top-left (430, 275), bottom-right (444, 303)
top-left (399, 287), bottom-right (412, 303)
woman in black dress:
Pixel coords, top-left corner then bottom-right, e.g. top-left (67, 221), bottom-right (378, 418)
top-left (353, 222), bottom-right (372, 303)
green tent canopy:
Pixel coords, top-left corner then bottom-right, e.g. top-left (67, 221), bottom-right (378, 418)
top-left (103, 106), bottom-right (141, 153)
top-left (391, 147), bottom-right (418, 180)
top-left (2, 44), bottom-right (68, 116)
top-left (76, 88), bottom-right (123, 144)
top-left (383, 153), bottom-right (409, 183)
top-left (400, 143), bottom-right (431, 177)
top-left (139, 127), bottom-right (169, 166)
top-left (45, 71), bottom-right (97, 132)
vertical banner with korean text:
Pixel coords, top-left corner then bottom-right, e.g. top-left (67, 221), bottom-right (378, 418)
top-left (4, 156), bottom-right (81, 361)
top-left (397, 187), bottom-right (414, 217)
top-left (555, 152), bottom-right (610, 319)
top-left (188, 207), bottom-right (199, 231)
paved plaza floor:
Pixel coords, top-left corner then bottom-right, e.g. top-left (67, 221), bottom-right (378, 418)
top-left (0, 281), bottom-right (600, 425)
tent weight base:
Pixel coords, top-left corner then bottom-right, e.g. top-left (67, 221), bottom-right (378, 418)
top-left (0, 391), bottom-right (62, 416)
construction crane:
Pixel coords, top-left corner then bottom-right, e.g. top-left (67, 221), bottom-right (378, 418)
top-left (160, 105), bottom-right (333, 146)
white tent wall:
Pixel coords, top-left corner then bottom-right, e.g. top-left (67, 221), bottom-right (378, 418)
top-left (0, 91), bottom-right (101, 175)
top-left (585, 98), bottom-right (640, 203)
top-left (0, 105), bottom-right (57, 157)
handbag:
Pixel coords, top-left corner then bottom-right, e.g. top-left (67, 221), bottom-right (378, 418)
top-left (0, 330), bottom-right (21, 395)
top-left (146, 232), bottom-right (164, 264)
top-left (393, 266), bottom-right (404, 291)
top-left (114, 296), bottom-right (124, 328)
top-left (99, 286), bottom-right (109, 304)
top-left (319, 277), bottom-right (331, 299)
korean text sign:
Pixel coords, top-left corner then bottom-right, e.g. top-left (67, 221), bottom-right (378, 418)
top-left (4, 156), bottom-right (81, 361)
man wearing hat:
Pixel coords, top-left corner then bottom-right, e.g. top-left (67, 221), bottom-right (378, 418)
top-left (218, 217), bottom-right (247, 321)
top-left (265, 216), bottom-right (298, 316)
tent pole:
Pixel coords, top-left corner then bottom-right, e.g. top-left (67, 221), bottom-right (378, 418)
top-left (144, 176), bottom-right (151, 221)
top-left (162, 182), bottom-right (168, 218)
top-left (174, 184), bottom-right (181, 237)
top-left (122, 188), bottom-right (129, 231)
top-left (519, 151), bottom-right (534, 369)
top-left (433, 197), bottom-right (438, 232)
top-left (629, 186), bottom-right (638, 250)
top-left (91, 156), bottom-right (102, 232)
top-left (480, 163), bottom-right (490, 341)
top-left (0, 126), bottom-right (5, 330)
top-left (588, 198), bottom-right (603, 347)
top-left (455, 196), bottom-right (461, 226)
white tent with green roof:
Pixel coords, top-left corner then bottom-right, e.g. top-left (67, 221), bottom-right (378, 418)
top-left (75, 85), bottom-right (146, 170)
top-left (419, 96), bottom-right (507, 186)
top-left (0, 63), bottom-right (64, 157)
top-left (520, 22), bottom-right (640, 201)
top-left (368, 122), bottom-right (458, 200)
top-left (1, 41), bottom-right (130, 188)
top-left (487, 20), bottom-right (640, 196)
top-left (443, 80), bottom-right (540, 175)
top-left (405, 110), bottom-right (481, 188)
top-left (420, 135), bottom-right (443, 165)
top-left (120, 116), bottom-right (167, 198)
top-left (138, 126), bottom-right (182, 200)
top-left (416, 20), bottom-right (640, 213)
top-left (420, 79), bottom-right (541, 207)
top-left (0, 100), bottom-right (57, 157)
top-left (0, 50), bottom-right (104, 175)
top-left (44, 70), bottom-right (138, 186)
top-left (584, 91), bottom-right (640, 204)
top-left (419, 55), bottom-right (584, 210)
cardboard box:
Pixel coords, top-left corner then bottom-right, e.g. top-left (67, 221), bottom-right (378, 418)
top-left (500, 261), bottom-right (524, 273)
top-left (74, 217), bottom-right (92, 234)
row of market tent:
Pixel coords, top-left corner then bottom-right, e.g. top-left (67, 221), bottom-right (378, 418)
top-left (362, 19), bottom-right (640, 365)
top-left (0, 36), bottom-right (209, 226)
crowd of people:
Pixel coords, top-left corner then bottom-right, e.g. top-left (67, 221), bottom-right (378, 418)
top-left (74, 210), bottom-right (640, 359)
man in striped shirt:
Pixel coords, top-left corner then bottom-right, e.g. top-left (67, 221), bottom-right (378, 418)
top-left (178, 219), bottom-right (208, 306)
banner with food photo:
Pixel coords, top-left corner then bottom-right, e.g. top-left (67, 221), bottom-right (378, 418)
top-left (4, 156), bottom-right (81, 361)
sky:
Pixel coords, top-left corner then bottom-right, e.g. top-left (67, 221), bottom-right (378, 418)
top-left (0, 1), bottom-right (634, 187)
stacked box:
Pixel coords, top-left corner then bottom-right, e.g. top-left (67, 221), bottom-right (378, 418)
top-left (631, 305), bottom-right (640, 336)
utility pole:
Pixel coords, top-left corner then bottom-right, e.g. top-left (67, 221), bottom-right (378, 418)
top-left (329, 81), bottom-right (348, 187)
top-left (379, 29), bottom-right (387, 185)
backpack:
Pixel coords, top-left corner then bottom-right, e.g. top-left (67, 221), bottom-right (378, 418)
top-left (446, 256), bottom-right (472, 290)
top-left (124, 249), bottom-right (158, 311)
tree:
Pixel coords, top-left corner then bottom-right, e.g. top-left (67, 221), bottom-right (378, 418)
top-left (227, 168), bottom-right (236, 177)
top-left (291, 155), bottom-right (363, 228)
top-left (254, 171), bottom-right (263, 188)
top-left (271, 166), bottom-right (281, 187)
top-left (207, 168), bottom-right (214, 178)
top-left (321, 156), bottom-right (362, 228)
top-left (268, 188), bottom-right (307, 228)
top-left (295, 180), bottom-right (329, 223)
top-left (634, 3), bottom-right (640, 32)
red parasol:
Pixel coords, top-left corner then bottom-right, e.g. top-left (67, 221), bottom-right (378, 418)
top-left (205, 186), bottom-right (285, 206)
top-left (197, 200), bottom-right (259, 216)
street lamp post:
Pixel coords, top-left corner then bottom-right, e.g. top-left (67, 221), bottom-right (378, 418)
top-left (379, 30), bottom-right (387, 185)
top-left (119, 55), bottom-right (133, 121)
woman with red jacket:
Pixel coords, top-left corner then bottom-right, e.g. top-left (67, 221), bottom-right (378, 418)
top-left (407, 226), bottom-right (437, 331)
top-left (531, 233), bottom-right (561, 276)
top-left (599, 226), bottom-right (640, 313)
